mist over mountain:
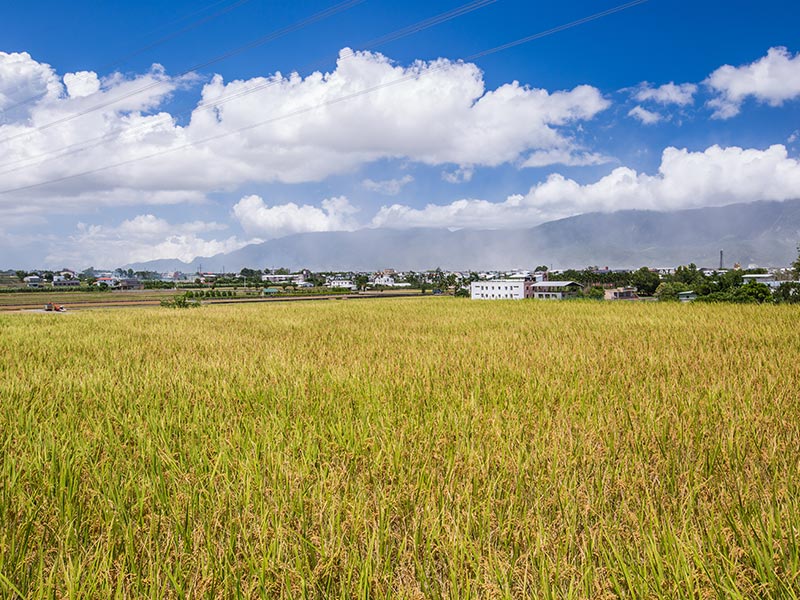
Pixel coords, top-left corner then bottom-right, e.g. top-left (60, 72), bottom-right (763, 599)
top-left (126, 200), bottom-right (800, 272)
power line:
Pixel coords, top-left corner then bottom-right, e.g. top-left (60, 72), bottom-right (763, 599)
top-left (467, 0), bottom-right (648, 60)
top-left (0, 0), bottom-right (257, 116)
top-left (0, 0), bottom-right (366, 146)
top-left (145, 0), bottom-right (246, 36)
top-left (96, 0), bottom-right (258, 73)
top-left (0, 0), bottom-right (497, 175)
top-left (0, 0), bottom-right (650, 197)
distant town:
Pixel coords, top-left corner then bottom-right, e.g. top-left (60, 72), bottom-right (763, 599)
top-left (3, 249), bottom-right (800, 305)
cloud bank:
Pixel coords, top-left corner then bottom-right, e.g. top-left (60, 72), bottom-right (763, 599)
top-left (372, 144), bottom-right (800, 229)
top-left (232, 194), bottom-right (359, 238)
top-left (48, 215), bottom-right (251, 267)
top-left (706, 46), bottom-right (800, 118)
top-left (0, 48), bottom-right (608, 219)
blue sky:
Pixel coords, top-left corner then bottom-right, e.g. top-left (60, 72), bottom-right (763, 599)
top-left (1, 0), bottom-right (799, 268)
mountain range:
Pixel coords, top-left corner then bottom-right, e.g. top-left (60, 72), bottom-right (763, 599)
top-left (127, 199), bottom-right (800, 272)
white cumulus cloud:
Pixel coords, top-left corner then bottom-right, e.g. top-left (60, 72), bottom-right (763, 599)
top-left (0, 48), bottom-right (609, 219)
top-left (232, 194), bottom-right (359, 238)
top-left (520, 148), bottom-right (612, 167)
top-left (441, 167), bottom-right (474, 183)
top-left (63, 71), bottom-right (102, 98)
top-left (372, 144), bottom-right (800, 229)
top-left (47, 214), bottom-right (251, 268)
top-left (706, 46), bottom-right (800, 118)
top-left (361, 174), bottom-right (414, 195)
top-left (628, 105), bottom-right (663, 124)
top-left (633, 81), bottom-right (697, 106)
top-left (0, 51), bottom-right (62, 122)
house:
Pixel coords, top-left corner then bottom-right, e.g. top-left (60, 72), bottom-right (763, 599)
top-left (261, 273), bottom-right (305, 284)
top-left (23, 275), bottom-right (42, 288)
top-left (327, 279), bottom-right (356, 290)
top-left (604, 286), bottom-right (639, 301)
top-left (741, 273), bottom-right (780, 289)
top-left (116, 278), bottom-right (143, 290)
top-left (52, 275), bottom-right (80, 288)
top-left (470, 279), bottom-right (534, 300)
top-left (530, 281), bottom-right (581, 300)
top-left (678, 291), bottom-right (697, 303)
top-left (94, 277), bottom-right (143, 290)
top-left (262, 287), bottom-right (280, 295)
top-left (373, 274), bottom-right (397, 286)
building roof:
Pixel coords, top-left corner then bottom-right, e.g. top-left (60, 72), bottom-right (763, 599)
top-left (473, 279), bottom-right (525, 284)
top-left (531, 280), bottom-right (580, 288)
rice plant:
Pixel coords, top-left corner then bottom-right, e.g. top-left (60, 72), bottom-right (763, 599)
top-left (0, 299), bottom-right (798, 598)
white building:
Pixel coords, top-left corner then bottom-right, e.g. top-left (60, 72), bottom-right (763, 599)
top-left (327, 279), bottom-right (356, 290)
top-left (52, 275), bottom-right (80, 287)
top-left (530, 281), bottom-right (582, 300)
top-left (604, 286), bottom-right (639, 301)
top-left (742, 273), bottom-right (780, 289)
top-left (470, 280), bottom-right (534, 300)
top-left (373, 275), bottom-right (397, 286)
top-left (261, 273), bottom-right (305, 284)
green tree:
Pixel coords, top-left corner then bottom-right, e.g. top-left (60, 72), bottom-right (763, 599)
top-left (404, 272), bottom-right (421, 287)
top-left (630, 267), bottom-right (660, 296)
top-left (712, 269), bottom-right (743, 293)
top-left (655, 281), bottom-right (689, 301)
top-left (586, 286), bottom-right (605, 300)
top-left (306, 273), bottom-right (326, 287)
top-left (673, 263), bottom-right (705, 286)
top-left (793, 243), bottom-right (800, 280)
top-left (697, 282), bottom-right (773, 304)
top-left (774, 282), bottom-right (800, 304)
top-left (431, 267), bottom-right (447, 292)
top-left (734, 282), bottom-right (773, 304)
top-left (354, 274), bottom-right (369, 291)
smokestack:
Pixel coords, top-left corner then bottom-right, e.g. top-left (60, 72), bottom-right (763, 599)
top-left (719, 250), bottom-right (723, 270)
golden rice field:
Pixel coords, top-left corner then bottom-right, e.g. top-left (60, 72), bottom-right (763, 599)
top-left (1, 298), bottom-right (799, 599)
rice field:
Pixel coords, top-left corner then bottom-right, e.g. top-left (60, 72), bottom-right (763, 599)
top-left (1, 298), bottom-right (799, 598)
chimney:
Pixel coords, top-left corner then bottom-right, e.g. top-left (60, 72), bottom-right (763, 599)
top-left (719, 250), bottom-right (724, 270)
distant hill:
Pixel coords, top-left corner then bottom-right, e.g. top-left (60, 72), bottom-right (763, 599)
top-left (126, 199), bottom-right (800, 272)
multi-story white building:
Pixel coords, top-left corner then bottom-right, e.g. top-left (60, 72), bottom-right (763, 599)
top-left (530, 281), bottom-right (581, 300)
top-left (741, 273), bottom-right (781, 289)
top-left (470, 279), bottom-right (534, 300)
top-left (327, 279), bottom-right (356, 290)
top-left (373, 275), bottom-right (396, 286)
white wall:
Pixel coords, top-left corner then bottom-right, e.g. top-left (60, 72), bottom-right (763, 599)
top-left (470, 280), bottom-right (530, 300)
